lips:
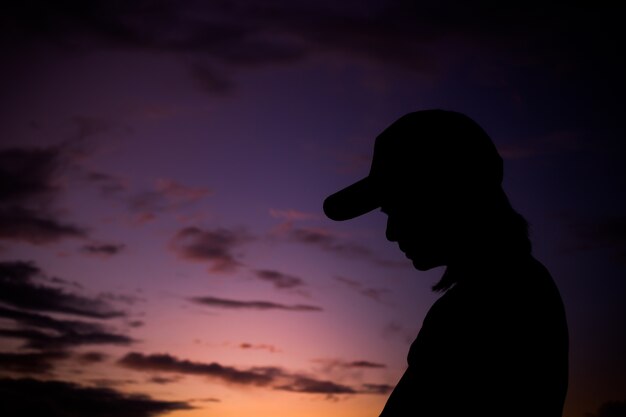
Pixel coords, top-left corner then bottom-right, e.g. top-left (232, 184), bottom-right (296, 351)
top-left (398, 243), bottom-right (413, 259)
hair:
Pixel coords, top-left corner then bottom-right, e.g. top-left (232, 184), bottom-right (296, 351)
top-left (431, 186), bottom-right (532, 292)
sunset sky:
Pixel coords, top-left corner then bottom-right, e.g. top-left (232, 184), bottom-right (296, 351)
top-left (1, 2), bottom-right (624, 417)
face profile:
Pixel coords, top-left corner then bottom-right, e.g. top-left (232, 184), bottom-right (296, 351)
top-left (323, 109), bottom-right (569, 417)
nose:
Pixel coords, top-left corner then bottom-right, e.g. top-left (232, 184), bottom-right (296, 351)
top-left (386, 215), bottom-right (398, 242)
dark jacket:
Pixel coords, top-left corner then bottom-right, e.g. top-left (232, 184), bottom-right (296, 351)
top-left (379, 255), bottom-right (569, 417)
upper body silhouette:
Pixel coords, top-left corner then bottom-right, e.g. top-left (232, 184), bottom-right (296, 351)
top-left (323, 110), bottom-right (568, 416)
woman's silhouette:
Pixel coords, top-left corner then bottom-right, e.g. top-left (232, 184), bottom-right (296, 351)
top-left (324, 110), bottom-right (568, 416)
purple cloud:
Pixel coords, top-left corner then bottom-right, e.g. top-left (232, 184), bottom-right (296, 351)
top-left (118, 352), bottom-right (384, 397)
top-left (253, 269), bottom-right (306, 290)
top-left (81, 243), bottom-right (126, 257)
top-left (170, 226), bottom-right (252, 272)
top-left (0, 261), bottom-right (125, 318)
top-left (0, 378), bottom-right (192, 417)
top-left (190, 296), bottom-right (322, 312)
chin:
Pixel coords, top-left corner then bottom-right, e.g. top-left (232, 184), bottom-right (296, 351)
top-left (410, 257), bottom-right (443, 271)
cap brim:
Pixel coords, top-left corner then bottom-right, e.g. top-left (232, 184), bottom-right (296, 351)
top-left (323, 176), bottom-right (380, 221)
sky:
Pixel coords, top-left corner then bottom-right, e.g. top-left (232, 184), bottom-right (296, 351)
top-left (1, 1), bottom-right (625, 416)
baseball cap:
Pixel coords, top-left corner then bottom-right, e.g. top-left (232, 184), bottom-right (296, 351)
top-left (323, 109), bottom-right (504, 221)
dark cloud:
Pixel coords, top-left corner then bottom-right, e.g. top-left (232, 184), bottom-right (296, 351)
top-left (170, 226), bottom-right (252, 272)
top-left (289, 227), bottom-right (407, 268)
top-left (345, 360), bottom-right (386, 369)
top-left (81, 243), bottom-right (126, 257)
top-left (0, 146), bottom-right (62, 203)
top-left (0, 327), bottom-right (133, 351)
top-left (334, 275), bottom-right (390, 303)
top-left (312, 358), bottom-right (386, 370)
top-left (76, 351), bottom-right (109, 364)
top-left (585, 400), bottom-right (626, 417)
top-left (0, 377), bottom-right (192, 417)
top-left (0, 261), bottom-right (125, 318)
top-left (129, 179), bottom-right (212, 220)
top-left (239, 343), bottom-right (280, 353)
top-left (0, 146), bottom-right (87, 244)
top-left (190, 295), bottom-right (322, 312)
top-left (254, 269), bottom-right (306, 290)
top-left (274, 375), bottom-right (356, 394)
top-left (360, 383), bottom-right (394, 395)
top-left (118, 352), bottom-right (276, 386)
top-left (118, 351), bottom-right (378, 397)
top-left (85, 171), bottom-right (127, 196)
top-left (0, 206), bottom-right (86, 244)
top-left (0, 305), bottom-right (133, 351)
top-left (0, 351), bottom-right (69, 375)
top-left (148, 376), bottom-right (180, 385)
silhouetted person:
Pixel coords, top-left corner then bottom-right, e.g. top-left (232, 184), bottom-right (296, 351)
top-left (323, 110), bottom-right (568, 417)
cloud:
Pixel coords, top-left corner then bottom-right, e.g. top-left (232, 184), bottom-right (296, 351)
top-left (360, 383), bottom-right (394, 394)
top-left (148, 376), bottom-right (180, 385)
top-left (119, 352), bottom-right (276, 386)
top-left (81, 243), bottom-right (126, 257)
top-left (312, 358), bottom-right (386, 372)
top-left (253, 269), bottom-right (306, 290)
top-left (170, 226), bottom-right (252, 272)
top-left (118, 352), bottom-right (379, 397)
top-left (269, 209), bottom-right (318, 222)
top-left (585, 400), bottom-right (626, 417)
top-left (85, 171), bottom-right (127, 196)
top-left (0, 145), bottom-right (87, 244)
top-left (0, 305), bottom-right (133, 351)
top-left (0, 261), bottom-right (125, 318)
top-left (76, 352), bottom-right (109, 364)
top-left (334, 275), bottom-right (390, 303)
top-left (239, 343), bottom-right (281, 353)
top-left (0, 377), bottom-right (192, 417)
top-left (6, 1), bottom-right (608, 76)
top-left (0, 351), bottom-right (69, 375)
top-left (129, 179), bottom-right (212, 218)
top-left (0, 206), bottom-right (87, 244)
top-left (274, 375), bottom-right (356, 394)
top-left (288, 227), bottom-right (407, 268)
top-left (189, 295), bottom-right (322, 312)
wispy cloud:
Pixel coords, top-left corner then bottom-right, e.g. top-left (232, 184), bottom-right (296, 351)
top-left (334, 275), bottom-right (390, 303)
top-left (85, 171), bottom-right (127, 196)
top-left (311, 358), bottom-right (386, 373)
top-left (129, 179), bottom-right (212, 221)
top-left (0, 206), bottom-right (87, 244)
top-left (189, 296), bottom-right (322, 312)
top-left (0, 145), bottom-right (87, 245)
top-left (119, 352), bottom-right (276, 386)
top-left (239, 343), bottom-right (281, 353)
top-left (0, 305), bottom-right (133, 351)
top-left (253, 269), bottom-right (307, 290)
top-left (118, 352), bottom-right (386, 396)
top-left (0, 261), bottom-right (125, 318)
top-left (80, 243), bottom-right (126, 258)
top-left (288, 226), bottom-right (407, 268)
top-left (0, 351), bottom-right (69, 375)
top-left (269, 209), bottom-right (318, 222)
top-left (0, 378), bottom-right (192, 417)
top-left (76, 352), bottom-right (109, 364)
top-left (170, 227), bottom-right (252, 272)
top-left (6, 2), bottom-right (608, 94)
